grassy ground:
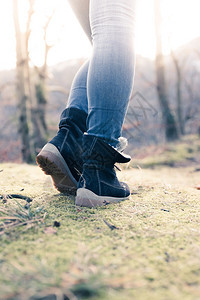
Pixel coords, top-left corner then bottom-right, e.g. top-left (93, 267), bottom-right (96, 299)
top-left (0, 138), bottom-right (200, 300)
top-left (131, 134), bottom-right (200, 168)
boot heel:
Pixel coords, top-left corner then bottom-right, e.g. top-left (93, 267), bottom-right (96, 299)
top-left (36, 143), bottom-right (77, 194)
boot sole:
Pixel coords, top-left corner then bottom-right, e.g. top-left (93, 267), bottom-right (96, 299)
top-left (76, 188), bottom-right (129, 208)
top-left (36, 143), bottom-right (77, 194)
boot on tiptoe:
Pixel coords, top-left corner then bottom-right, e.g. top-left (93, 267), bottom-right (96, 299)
top-left (36, 107), bottom-right (87, 194)
top-left (75, 134), bottom-right (131, 208)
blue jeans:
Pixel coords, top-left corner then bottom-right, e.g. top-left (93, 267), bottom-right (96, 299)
top-left (67, 0), bottom-right (136, 147)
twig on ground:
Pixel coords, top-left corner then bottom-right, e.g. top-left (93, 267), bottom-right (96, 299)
top-left (0, 194), bottom-right (33, 203)
top-left (103, 219), bottom-right (119, 231)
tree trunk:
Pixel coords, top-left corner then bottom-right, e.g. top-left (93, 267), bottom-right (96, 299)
top-left (154, 0), bottom-right (179, 141)
top-left (13, 0), bottom-right (33, 163)
top-left (32, 12), bottom-right (54, 152)
top-left (25, 0), bottom-right (48, 152)
top-left (170, 50), bottom-right (185, 135)
top-left (33, 81), bottom-right (48, 150)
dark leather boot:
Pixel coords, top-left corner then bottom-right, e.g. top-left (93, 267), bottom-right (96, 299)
top-left (36, 107), bottom-right (87, 194)
top-left (76, 134), bottom-right (131, 207)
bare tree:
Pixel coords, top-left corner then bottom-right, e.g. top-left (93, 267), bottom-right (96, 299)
top-left (13, 0), bottom-right (33, 163)
top-left (183, 53), bottom-right (200, 134)
top-left (25, 0), bottom-right (50, 152)
top-left (33, 12), bottom-right (56, 151)
top-left (170, 49), bottom-right (185, 135)
top-left (154, 0), bottom-right (179, 141)
top-left (13, 0), bottom-right (57, 158)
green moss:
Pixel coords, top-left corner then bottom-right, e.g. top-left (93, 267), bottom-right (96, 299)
top-left (0, 160), bottom-right (200, 299)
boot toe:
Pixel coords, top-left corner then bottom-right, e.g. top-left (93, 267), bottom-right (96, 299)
top-left (121, 182), bottom-right (130, 197)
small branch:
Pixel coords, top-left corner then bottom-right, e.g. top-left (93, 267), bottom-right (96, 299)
top-left (0, 194), bottom-right (33, 202)
top-left (103, 219), bottom-right (119, 231)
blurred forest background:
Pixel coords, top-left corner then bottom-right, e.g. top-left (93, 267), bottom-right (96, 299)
top-left (0, 0), bottom-right (200, 163)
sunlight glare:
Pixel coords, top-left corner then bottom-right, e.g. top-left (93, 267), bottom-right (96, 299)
top-left (0, 0), bottom-right (200, 69)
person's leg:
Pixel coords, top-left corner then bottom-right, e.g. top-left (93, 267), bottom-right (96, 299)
top-left (66, 0), bottom-right (91, 113)
top-left (87, 0), bottom-right (136, 147)
top-left (66, 60), bottom-right (89, 113)
top-left (67, 0), bottom-right (91, 43)
top-left (76, 0), bottom-right (136, 207)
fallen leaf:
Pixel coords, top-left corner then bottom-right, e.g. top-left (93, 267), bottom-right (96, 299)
top-left (195, 185), bottom-right (200, 190)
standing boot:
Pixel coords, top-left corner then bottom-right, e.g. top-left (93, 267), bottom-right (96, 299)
top-left (76, 134), bottom-right (131, 207)
top-left (36, 107), bottom-right (87, 194)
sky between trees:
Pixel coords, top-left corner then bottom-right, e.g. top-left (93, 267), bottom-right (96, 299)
top-left (1, 0), bottom-right (200, 70)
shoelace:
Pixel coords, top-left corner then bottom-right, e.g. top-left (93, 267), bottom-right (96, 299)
top-left (114, 164), bottom-right (122, 171)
